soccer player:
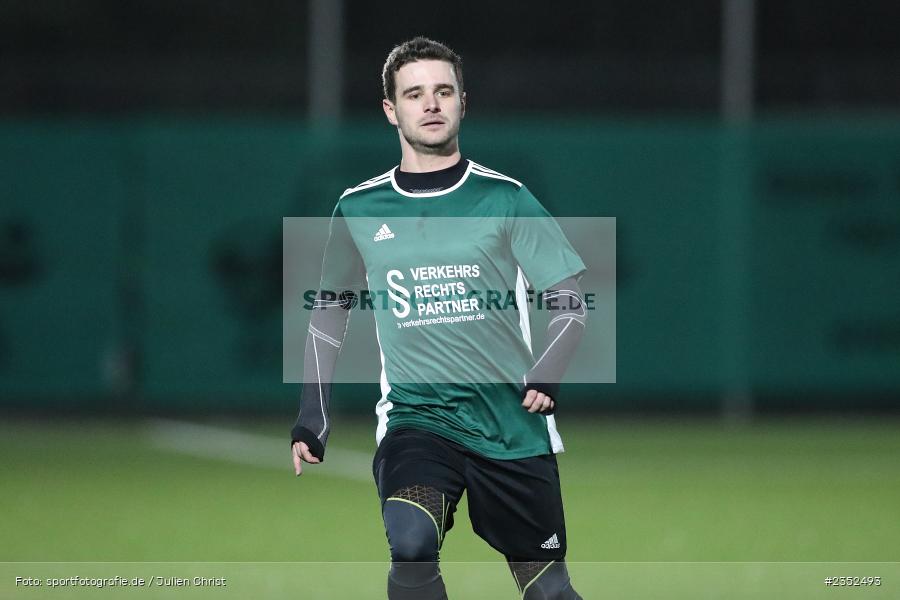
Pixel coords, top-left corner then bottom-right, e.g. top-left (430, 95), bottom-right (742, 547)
top-left (291, 37), bottom-right (587, 600)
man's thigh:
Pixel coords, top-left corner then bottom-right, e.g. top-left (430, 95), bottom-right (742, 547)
top-left (464, 452), bottom-right (568, 561)
top-left (372, 428), bottom-right (467, 537)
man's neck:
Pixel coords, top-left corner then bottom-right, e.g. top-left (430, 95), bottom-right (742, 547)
top-left (399, 147), bottom-right (462, 173)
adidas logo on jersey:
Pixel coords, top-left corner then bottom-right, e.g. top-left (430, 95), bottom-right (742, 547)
top-left (541, 533), bottom-right (560, 549)
top-left (373, 224), bottom-right (395, 242)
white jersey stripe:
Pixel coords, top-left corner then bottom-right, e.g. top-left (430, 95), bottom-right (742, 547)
top-left (362, 170), bottom-right (394, 185)
top-left (470, 162), bottom-right (523, 187)
top-left (546, 414), bottom-right (564, 453)
top-left (347, 173), bottom-right (391, 192)
top-left (516, 266), bottom-right (566, 454)
top-left (340, 172), bottom-right (392, 198)
top-left (515, 267), bottom-right (533, 355)
top-left (470, 167), bottom-right (523, 188)
top-left (469, 161), bottom-right (504, 175)
top-left (369, 274), bottom-right (394, 445)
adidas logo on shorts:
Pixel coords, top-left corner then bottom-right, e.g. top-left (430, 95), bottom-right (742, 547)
top-left (541, 533), bottom-right (560, 549)
top-left (373, 224), bottom-right (395, 242)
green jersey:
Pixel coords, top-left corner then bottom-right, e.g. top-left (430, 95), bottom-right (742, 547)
top-left (321, 160), bottom-right (586, 459)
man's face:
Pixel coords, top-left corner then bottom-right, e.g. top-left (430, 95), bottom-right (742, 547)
top-left (383, 59), bottom-right (466, 154)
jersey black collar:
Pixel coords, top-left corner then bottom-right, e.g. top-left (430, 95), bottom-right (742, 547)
top-left (394, 157), bottom-right (468, 194)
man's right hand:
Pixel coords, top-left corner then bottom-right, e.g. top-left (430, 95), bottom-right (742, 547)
top-left (292, 441), bottom-right (321, 476)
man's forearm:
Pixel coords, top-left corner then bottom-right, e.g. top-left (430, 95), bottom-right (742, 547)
top-left (523, 277), bottom-right (587, 411)
top-left (290, 291), bottom-right (352, 460)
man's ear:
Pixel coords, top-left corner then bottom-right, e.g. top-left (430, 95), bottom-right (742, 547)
top-left (460, 92), bottom-right (467, 119)
top-left (382, 99), bottom-right (398, 126)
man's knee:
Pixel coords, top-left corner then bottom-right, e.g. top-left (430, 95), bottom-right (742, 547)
top-left (383, 495), bottom-right (447, 599)
top-left (383, 496), bottom-right (440, 563)
top-left (508, 560), bottom-right (582, 600)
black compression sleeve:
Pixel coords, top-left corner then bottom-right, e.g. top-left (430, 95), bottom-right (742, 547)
top-left (289, 290), bottom-right (352, 460)
top-left (522, 277), bottom-right (587, 413)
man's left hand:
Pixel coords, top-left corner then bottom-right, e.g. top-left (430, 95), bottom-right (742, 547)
top-left (522, 389), bottom-right (555, 413)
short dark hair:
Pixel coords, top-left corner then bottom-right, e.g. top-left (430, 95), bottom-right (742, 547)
top-left (382, 37), bottom-right (464, 103)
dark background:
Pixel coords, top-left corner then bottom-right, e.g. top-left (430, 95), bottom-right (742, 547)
top-left (2, 0), bottom-right (899, 113)
top-left (1, 0), bottom-right (899, 416)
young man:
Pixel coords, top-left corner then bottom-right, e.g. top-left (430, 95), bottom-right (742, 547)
top-left (291, 37), bottom-right (586, 600)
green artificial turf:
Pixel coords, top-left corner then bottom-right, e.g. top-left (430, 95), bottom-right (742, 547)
top-left (2, 415), bottom-right (898, 599)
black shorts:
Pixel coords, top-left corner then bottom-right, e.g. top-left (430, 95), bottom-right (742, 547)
top-left (372, 427), bottom-right (568, 560)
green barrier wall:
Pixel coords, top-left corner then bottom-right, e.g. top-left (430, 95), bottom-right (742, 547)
top-left (0, 124), bottom-right (124, 405)
top-left (1, 118), bottom-right (898, 410)
top-left (750, 124), bottom-right (900, 394)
